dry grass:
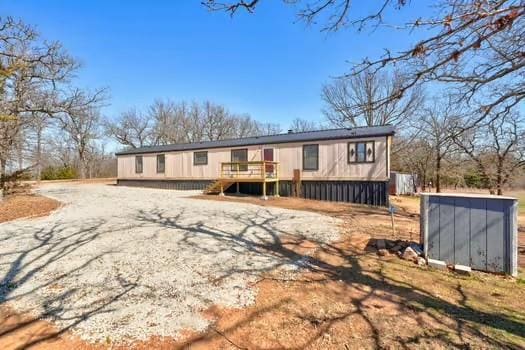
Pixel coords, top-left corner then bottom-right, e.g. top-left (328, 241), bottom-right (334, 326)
top-left (173, 244), bottom-right (525, 349)
top-left (0, 194), bottom-right (61, 223)
top-left (25, 178), bottom-right (116, 185)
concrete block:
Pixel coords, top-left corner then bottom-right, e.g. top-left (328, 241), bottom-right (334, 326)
top-left (402, 247), bottom-right (418, 262)
top-left (377, 249), bottom-right (389, 257)
top-left (409, 243), bottom-right (423, 256)
top-left (428, 258), bottom-right (447, 270)
top-left (454, 264), bottom-right (472, 275)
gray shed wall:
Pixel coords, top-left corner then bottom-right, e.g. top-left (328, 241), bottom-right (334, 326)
top-left (420, 194), bottom-right (518, 276)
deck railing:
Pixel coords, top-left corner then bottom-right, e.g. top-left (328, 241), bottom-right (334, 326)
top-left (220, 161), bottom-right (279, 180)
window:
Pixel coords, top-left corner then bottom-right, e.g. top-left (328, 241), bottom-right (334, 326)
top-left (194, 151), bottom-right (208, 165)
top-left (303, 144), bottom-right (319, 171)
top-left (231, 149), bottom-right (248, 171)
top-left (357, 142), bottom-right (366, 162)
top-left (135, 156), bottom-right (143, 173)
top-left (348, 141), bottom-right (375, 163)
top-left (156, 154), bottom-right (165, 173)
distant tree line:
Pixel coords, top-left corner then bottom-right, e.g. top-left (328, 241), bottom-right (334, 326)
top-left (104, 99), bottom-right (286, 148)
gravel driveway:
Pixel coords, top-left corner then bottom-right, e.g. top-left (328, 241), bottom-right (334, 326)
top-left (0, 184), bottom-right (340, 343)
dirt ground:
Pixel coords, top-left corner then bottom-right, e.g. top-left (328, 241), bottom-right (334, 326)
top-left (1, 190), bottom-right (525, 349)
top-left (0, 194), bottom-right (61, 223)
top-left (194, 193), bottom-right (525, 269)
top-left (193, 194), bottom-right (429, 242)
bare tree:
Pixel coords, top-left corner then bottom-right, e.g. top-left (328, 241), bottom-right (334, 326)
top-left (233, 114), bottom-right (261, 138)
top-left (415, 98), bottom-right (460, 192)
top-left (206, 1), bottom-right (525, 128)
top-left (85, 143), bottom-right (117, 179)
top-left (108, 99), bottom-right (280, 149)
top-left (57, 89), bottom-right (107, 179)
top-left (47, 132), bottom-right (76, 168)
top-left (149, 99), bottom-right (191, 145)
top-left (200, 101), bottom-right (235, 141)
top-left (183, 101), bottom-right (205, 143)
top-left (255, 122), bottom-right (282, 136)
top-left (393, 138), bottom-right (435, 192)
top-left (105, 109), bottom-right (155, 148)
top-left (322, 69), bottom-right (423, 128)
top-left (29, 111), bottom-right (52, 181)
top-left (454, 112), bottom-right (525, 195)
top-left (202, 0), bottom-right (365, 32)
top-left (0, 17), bottom-right (78, 196)
top-left (289, 118), bottom-right (318, 132)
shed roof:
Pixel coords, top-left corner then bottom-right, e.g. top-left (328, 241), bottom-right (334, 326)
top-left (115, 125), bottom-right (395, 156)
top-left (420, 192), bottom-right (517, 201)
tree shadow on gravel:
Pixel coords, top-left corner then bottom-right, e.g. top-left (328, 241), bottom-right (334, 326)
top-left (136, 206), bottom-right (525, 350)
top-left (0, 219), bottom-right (138, 349)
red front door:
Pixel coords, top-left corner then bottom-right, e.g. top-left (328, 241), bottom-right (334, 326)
top-left (264, 148), bottom-right (274, 173)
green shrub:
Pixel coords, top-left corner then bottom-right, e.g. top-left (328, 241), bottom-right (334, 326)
top-left (41, 166), bottom-right (78, 180)
top-left (464, 171), bottom-right (488, 189)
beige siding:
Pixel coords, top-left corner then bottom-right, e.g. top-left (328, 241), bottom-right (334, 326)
top-left (117, 136), bottom-right (389, 181)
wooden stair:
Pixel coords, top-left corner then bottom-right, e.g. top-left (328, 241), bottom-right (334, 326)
top-left (203, 180), bottom-right (235, 194)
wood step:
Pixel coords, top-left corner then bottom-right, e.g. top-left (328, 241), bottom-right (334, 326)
top-left (203, 180), bottom-right (235, 194)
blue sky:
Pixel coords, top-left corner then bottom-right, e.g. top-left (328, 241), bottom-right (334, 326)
top-left (0, 1), bottom-right (430, 128)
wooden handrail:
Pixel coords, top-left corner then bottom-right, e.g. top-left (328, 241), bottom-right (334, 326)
top-left (220, 161), bottom-right (279, 180)
top-left (221, 161), bottom-right (279, 166)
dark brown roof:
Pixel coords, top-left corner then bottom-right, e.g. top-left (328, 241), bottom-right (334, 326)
top-left (115, 125), bottom-right (395, 156)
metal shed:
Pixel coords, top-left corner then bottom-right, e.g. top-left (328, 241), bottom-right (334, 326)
top-left (420, 193), bottom-right (518, 276)
top-left (389, 171), bottom-right (417, 195)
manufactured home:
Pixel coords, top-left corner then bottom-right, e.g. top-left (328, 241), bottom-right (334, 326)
top-left (115, 125), bottom-right (395, 206)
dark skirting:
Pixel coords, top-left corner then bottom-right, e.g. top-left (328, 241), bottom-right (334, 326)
top-left (117, 179), bottom-right (389, 207)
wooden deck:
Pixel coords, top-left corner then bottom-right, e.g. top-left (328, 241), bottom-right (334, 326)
top-left (205, 161), bottom-right (280, 198)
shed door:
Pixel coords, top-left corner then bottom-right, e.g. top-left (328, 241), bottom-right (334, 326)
top-left (264, 148), bottom-right (274, 173)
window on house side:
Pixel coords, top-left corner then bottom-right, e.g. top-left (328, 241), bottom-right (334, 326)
top-left (303, 144), bottom-right (319, 171)
top-left (135, 156), bottom-right (143, 174)
top-left (348, 142), bottom-right (375, 163)
top-left (231, 149), bottom-right (248, 171)
top-left (194, 151), bottom-right (208, 165)
top-left (357, 143), bottom-right (366, 162)
top-left (156, 154), bottom-right (165, 173)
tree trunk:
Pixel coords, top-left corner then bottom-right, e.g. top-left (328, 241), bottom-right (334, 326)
top-left (496, 157), bottom-right (503, 195)
top-left (0, 157), bottom-right (6, 202)
top-left (79, 162), bottom-right (86, 179)
top-left (436, 156), bottom-right (441, 193)
top-left (78, 152), bottom-right (87, 179)
top-left (36, 126), bottom-right (42, 182)
top-left (16, 129), bottom-right (23, 171)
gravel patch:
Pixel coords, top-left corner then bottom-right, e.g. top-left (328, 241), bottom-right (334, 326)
top-left (0, 184), bottom-right (340, 343)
